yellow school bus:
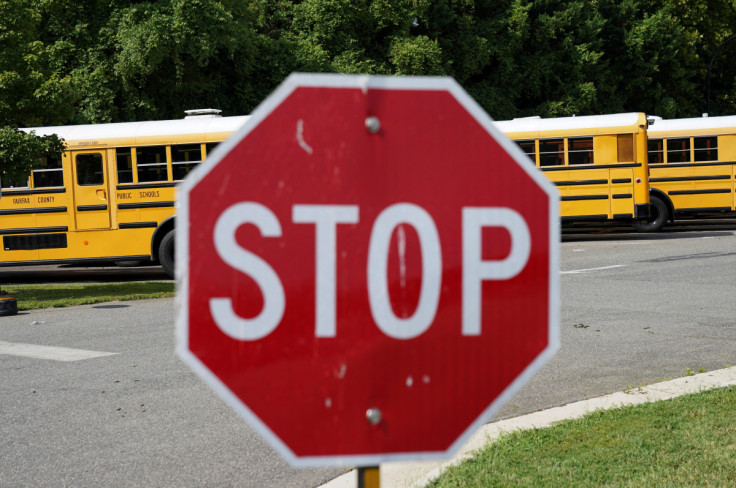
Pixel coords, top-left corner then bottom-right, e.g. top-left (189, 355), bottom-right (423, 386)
top-left (1, 110), bottom-right (653, 278)
top-left (642, 115), bottom-right (736, 231)
top-left (495, 113), bottom-right (651, 227)
top-left (1, 110), bottom-right (247, 277)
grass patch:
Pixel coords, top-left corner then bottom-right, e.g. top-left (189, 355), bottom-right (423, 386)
top-left (429, 386), bottom-right (736, 487)
top-left (2, 282), bottom-right (174, 310)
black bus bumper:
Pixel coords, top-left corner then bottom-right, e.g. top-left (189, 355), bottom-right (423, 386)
top-left (635, 203), bottom-right (650, 221)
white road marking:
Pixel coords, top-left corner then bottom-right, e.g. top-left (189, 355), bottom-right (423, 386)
top-left (0, 341), bottom-right (117, 362)
top-left (561, 264), bottom-right (627, 274)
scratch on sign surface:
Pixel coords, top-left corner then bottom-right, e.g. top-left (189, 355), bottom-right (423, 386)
top-left (359, 75), bottom-right (370, 94)
top-left (335, 363), bottom-right (347, 379)
top-left (296, 119), bottom-right (313, 155)
top-left (397, 224), bottom-right (407, 288)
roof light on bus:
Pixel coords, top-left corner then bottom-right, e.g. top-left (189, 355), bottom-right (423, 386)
top-left (184, 109), bottom-right (222, 119)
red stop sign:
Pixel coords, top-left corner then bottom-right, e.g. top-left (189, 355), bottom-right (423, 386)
top-left (176, 74), bottom-right (559, 467)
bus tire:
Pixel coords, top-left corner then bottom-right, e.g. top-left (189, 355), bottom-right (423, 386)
top-left (0, 294), bottom-right (18, 316)
top-left (114, 260), bottom-right (145, 267)
top-left (633, 196), bottom-right (668, 233)
top-left (159, 231), bottom-right (176, 279)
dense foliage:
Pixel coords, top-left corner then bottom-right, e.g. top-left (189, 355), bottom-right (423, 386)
top-left (2, 0), bottom-right (736, 179)
top-left (0, 127), bottom-right (64, 185)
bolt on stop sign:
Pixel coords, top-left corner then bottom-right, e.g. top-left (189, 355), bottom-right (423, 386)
top-left (176, 73), bottom-right (559, 467)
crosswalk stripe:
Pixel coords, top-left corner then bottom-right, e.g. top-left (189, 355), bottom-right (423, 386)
top-left (0, 341), bottom-right (117, 361)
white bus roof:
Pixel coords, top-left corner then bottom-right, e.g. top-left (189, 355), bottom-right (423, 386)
top-left (647, 115), bottom-right (736, 137)
top-left (21, 115), bottom-right (250, 144)
top-left (494, 112), bottom-right (646, 135)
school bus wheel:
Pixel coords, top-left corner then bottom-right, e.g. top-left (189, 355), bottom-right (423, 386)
top-left (158, 230), bottom-right (175, 279)
top-left (633, 195), bottom-right (669, 233)
top-left (0, 294), bottom-right (18, 317)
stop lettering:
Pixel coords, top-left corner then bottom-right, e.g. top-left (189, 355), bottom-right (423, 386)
top-left (210, 202), bottom-right (530, 341)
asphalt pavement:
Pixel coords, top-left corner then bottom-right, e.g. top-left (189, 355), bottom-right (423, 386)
top-left (0, 220), bottom-right (734, 487)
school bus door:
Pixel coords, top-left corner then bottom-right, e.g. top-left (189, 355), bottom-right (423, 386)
top-left (71, 150), bottom-right (112, 230)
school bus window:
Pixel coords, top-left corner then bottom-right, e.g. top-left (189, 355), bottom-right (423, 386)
top-left (116, 148), bottom-right (134, 184)
top-left (172, 143), bottom-right (203, 180)
top-left (648, 138), bottom-right (664, 164)
top-left (1, 174), bottom-right (29, 188)
top-left (76, 153), bottom-right (104, 185)
top-left (693, 136), bottom-right (717, 162)
top-left (667, 137), bottom-right (690, 163)
top-left (32, 152), bottom-right (64, 188)
top-left (515, 140), bottom-right (536, 164)
top-left (136, 146), bottom-right (168, 182)
top-left (538, 139), bottom-right (564, 167)
top-left (568, 137), bottom-right (594, 165)
top-left (205, 142), bottom-right (220, 156)
top-left (617, 134), bottom-right (634, 162)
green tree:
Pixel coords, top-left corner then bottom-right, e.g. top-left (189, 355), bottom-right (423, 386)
top-left (0, 0), bottom-right (76, 126)
top-left (592, 0), bottom-right (698, 118)
top-left (664, 0), bottom-right (736, 116)
top-left (0, 128), bottom-right (64, 187)
top-left (0, 0), bottom-right (71, 187)
top-left (72, 0), bottom-right (257, 121)
top-left (3, 0), bottom-right (736, 127)
top-left (408, 0), bottom-right (608, 118)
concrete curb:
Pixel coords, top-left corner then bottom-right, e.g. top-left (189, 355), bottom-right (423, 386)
top-left (319, 366), bottom-right (736, 488)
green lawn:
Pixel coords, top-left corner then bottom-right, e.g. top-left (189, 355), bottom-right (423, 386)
top-left (2, 282), bottom-right (175, 310)
top-left (429, 386), bottom-right (736, 487)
